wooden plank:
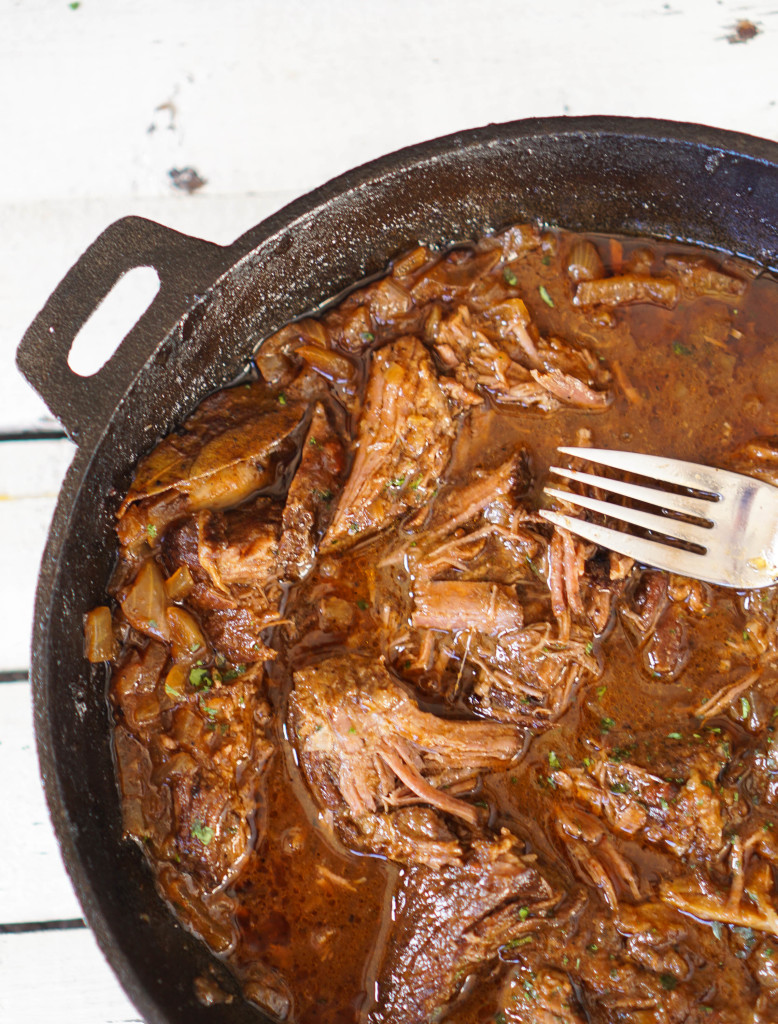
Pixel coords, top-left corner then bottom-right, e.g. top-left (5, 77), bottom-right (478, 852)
top-left (0, 682), bottom-right (83, 924)
top-left (0, 929), bottom-right (142, 1024)
top-left (0, 439), bottom-right (73, 671)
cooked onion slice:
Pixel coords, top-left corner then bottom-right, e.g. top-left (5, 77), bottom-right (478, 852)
top-left (84, 606), bottom-right (117, 662)
top-left (121, 560), bottom-right (170, 641)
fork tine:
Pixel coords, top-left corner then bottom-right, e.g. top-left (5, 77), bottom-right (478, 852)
top-left (558, 447), bottom-right (725, 494)
top-left (544, 486), bottom-right (711, 547)
top-left (548, 466), bottom-right (717, 521)
top-left (538, 509), bottom-right (712, 579)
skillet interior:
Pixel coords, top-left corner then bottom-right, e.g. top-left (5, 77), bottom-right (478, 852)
top-left (21, 116), bottom-right (778, 1023)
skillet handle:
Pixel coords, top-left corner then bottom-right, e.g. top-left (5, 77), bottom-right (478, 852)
top-left (16, 215), bottom-right (232, 446)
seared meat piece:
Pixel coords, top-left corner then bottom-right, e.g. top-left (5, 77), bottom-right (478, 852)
top-left (118, 381), bottom-right (305, 515)
top-left (412, 580), bottom-right (524, 633)
top-left (370, 834), bottom-right (559, 1024)
top-left (419, 453), bottom-right (525, 537)
top-left (666, 254), bottom-right (747, 301)
top-left (278, 402), bottom-right (346, 581)
top-left (162, 507), bottom-right (281, 663)
top-left (113, 658), bottom-right (273, 894)
top-left (499, 963), bottom-right (587, 1023)
top-left (322, 337), bottom-right (456, 550)
top-left (554, 731), bottom-right (731, 866)
top-left (573, 273), bottom-right (680, 309)
top-left (729, 434), bottom-right (778, 488)
top-left (500, 904), bottom-right (758, 1024)
top-left (197, 500), bottom-right (282, 589)
top-left (467, 624), bottom-right (599, 726)
top-left (433, 304), bottom-right (611, 410)
top-left (339, 806), bottom-right (465, 868)
top-left (409, 248), bottom-right (505, 304)
top-left (289, 654), bottom-right (521, 838)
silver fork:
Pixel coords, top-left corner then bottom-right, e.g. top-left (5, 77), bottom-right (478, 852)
top-left (538, 447), bottom-right (778, 589)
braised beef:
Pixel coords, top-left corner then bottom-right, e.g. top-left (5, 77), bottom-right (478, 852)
top-left (95, 224), bottom-right (778, 1023)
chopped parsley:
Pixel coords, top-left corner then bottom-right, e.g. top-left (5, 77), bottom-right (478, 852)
top-left (357, 599), bottom-right (368, 611)
top-left (191, 818), bottom-right (214, 846)
top-left (277, 392), bottom-right (288, 406)
top-left (145, 523), bottom-right (158, 540)
top-left (548, 751), bottom-right (561, 769)
top-left (600, 717), bottom-right (615, 733)
top-left (740, 696), bottom-right (751, 719)
top-left (189, 667), bottom-right (212, 690)
top-left (503, 268), bottom-right (518, 286)
top-left (660, 973), bottom-right (677, 991)
top-left (539, 284), bottom-right (554, 307)
top-left (518, 906), bottom-right (529, 920)
top-left (667, 732), bottom-right (682, 740)
top-left (164, 680), bottom-right (183, 699)
top-left (221, 664), bottom-right (247, 681)
top-left (361, 331), bottom-right (375, 344)
top-left (672, 341), bottom-right (692, 357)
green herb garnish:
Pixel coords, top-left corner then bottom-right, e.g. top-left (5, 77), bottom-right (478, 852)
top-left (189, 667), bottom-right (212, 690)
top-left (191, 818), bottom-right (214, 846)
top-left (503, 268), bottom-right (518, 286)
top-left (673, 341), bottom-right (692, 357)
top-left (548, 751), bottom-right (561, 769)
top-left (660, 973), bottom-right (677, 991)
top-left (539, 284), bottom-right (554, 307)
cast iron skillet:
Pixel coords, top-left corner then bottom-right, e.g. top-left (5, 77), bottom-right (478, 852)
top-left (15, 116), bottom-right (778, 1023)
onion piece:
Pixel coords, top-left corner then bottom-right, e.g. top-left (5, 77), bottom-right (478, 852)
top-left (165, 565), bottom-right (194, 602)
top-left (162, 663), bottom-right (188, 702)
top-left (295, 344), bottom-right (355, 384)
top-left (167, 606), bottom-right (207, 660)
top-left (121, 560), bottom-right (170, 641)
top-left (566, 239), bottom-right (605, 283)
top-left (84, 606), bottom-right (117, 662)
top-left (392, 246), bottom-right (429, 278)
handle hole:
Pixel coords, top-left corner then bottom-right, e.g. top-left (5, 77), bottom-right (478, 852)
top-left (67, 266), bottom-right (161, 377)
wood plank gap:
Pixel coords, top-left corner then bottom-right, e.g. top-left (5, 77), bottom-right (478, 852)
top-left (0, 669), bottom-right (29, 683)
top-left (0, 918), bottom-right (86, 934)
top-left (0, 428), bottom-right (68, 442)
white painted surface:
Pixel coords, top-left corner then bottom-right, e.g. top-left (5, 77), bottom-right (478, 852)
top-left (1, 0), bottom-right (777, 1021)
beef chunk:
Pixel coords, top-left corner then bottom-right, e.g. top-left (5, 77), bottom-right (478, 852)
top-left (162, 503), bottom-right (282, 663)
top-left (289, 654), bottom-right (521, 839)
top-left (322, 337), bottom-right (457, 550)
top-left (197, 500), bottom-right (282, 589)
top-left (370, 834), bottom-right (558, 1024)
top-left (278, 402), bottom-right (346, 581)
top-left (412, 580), bottom-right (524, 633)
top-left (113, 661), bottom-right (273, 893)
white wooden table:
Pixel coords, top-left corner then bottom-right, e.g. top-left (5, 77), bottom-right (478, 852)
top-left (1, 1), bottom-right (776, 1020)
